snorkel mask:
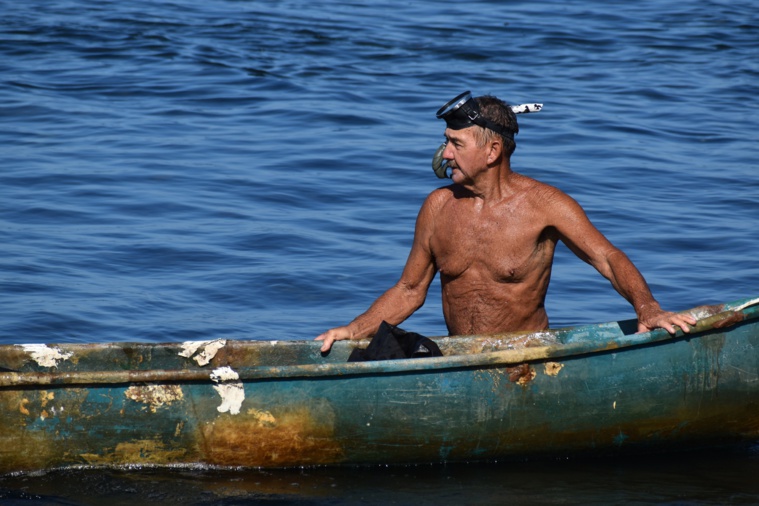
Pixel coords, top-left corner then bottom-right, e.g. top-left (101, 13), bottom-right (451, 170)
top-left (432, 91), bottom-right (543, 179)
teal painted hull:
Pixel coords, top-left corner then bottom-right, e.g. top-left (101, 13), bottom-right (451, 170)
top-left (1, 297), bottom-right (758, 474)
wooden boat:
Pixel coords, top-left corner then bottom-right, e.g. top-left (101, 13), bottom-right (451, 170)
top-left (1, 296), bottom-right (758, 475)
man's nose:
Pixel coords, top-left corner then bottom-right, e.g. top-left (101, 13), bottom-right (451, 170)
top-left (442, 143), bottom-right (454, 160)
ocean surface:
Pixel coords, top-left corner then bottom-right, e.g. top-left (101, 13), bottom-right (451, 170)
top-left (1, 0), bottom-right (758, 503)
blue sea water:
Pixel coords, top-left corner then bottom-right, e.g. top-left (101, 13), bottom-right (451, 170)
top-left (1, 0), bottom-right (758, 503)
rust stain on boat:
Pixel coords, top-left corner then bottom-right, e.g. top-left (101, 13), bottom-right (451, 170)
top-left (18, 391), bottom-right (57, 420)
top-left (506, 364), bottom-right (536, 385)
top-left (80, 439), bottom-right (188, 466)
top-left (201, 400), bottom-right (344, 467)
top-left (247, 408), bottom-right (277, 427)
top-left (448, 332), bottom-right (559, 355)
top-left (125, 384), bottom-right (184, 413)
top-left (40, 390), bottom-right (54, 406)
top-left (18, 398), bottom-right (30, 416)
top-left (477, 363), bottom-right (538, 392)
top-left (544, 362), bottom-right (564, 376)
top-left (713, 312), bottom-right (744, 329)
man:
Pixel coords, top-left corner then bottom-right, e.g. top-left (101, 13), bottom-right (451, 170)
top-left (316, 91), bottom-right (696, 353)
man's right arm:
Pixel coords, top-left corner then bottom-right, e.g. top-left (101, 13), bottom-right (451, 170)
top-left (315, 191), bottom-right (442, 353)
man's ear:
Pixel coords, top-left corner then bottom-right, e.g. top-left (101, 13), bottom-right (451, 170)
top-left (487, 139), bottom-right (502, 164)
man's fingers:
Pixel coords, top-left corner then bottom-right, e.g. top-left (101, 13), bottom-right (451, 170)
top-left (674, 316), bottom-right (695, 333)
top-left (315, 330), bottom-right (341, 353)
top-left (315, 334), bottom-right (331, 352)
top-left (668, 314), bottom-right (697, 334)
top-left (320, 338), bottom-right (334, 353)
top-left (665, 316), bottom-right (698, 334)
top-left (637, 312), bottom-right (698, 335)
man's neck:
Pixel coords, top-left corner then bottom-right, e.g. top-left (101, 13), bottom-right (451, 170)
top-left (467, 160), bottom-right (515, 202)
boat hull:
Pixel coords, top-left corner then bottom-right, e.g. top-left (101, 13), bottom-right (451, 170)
top-left (1, 298), bottom-right (758, 474)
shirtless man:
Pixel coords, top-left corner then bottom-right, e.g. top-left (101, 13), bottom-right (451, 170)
top-left (316, 91), bottom-right (696, 353)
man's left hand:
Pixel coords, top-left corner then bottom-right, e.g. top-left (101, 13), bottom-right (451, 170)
top-left (637, 309), bottom-right (698, 334)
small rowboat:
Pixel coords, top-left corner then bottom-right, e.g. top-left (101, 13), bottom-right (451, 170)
top-left (1, 296), bottom-right (758, 475)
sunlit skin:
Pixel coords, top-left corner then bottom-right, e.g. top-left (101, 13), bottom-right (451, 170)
top-left (316, 125), bottom-right (696, 352)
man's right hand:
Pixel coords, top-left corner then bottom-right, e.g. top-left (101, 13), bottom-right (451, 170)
top-left (315, 326), bottom-right (354, 353)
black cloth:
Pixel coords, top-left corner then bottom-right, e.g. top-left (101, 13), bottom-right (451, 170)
top-left (348, 321), bottom-right (443, 362)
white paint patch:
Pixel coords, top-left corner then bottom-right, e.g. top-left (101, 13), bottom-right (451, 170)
top-left (178, 339), bottom-right (227, 366)
top-left (178, 341), bottom-right (203, 358)
top-left (21, 344), bottom-right (73, 368)
top-left (210, 366), bottom-right (239, 382)
top-left (210, 366), bottom-right (244, 415)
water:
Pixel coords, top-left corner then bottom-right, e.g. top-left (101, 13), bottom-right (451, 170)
top-left (3, 450), bottom-right (759, 505)
top-left (1, 0), bottom-right (758, 503)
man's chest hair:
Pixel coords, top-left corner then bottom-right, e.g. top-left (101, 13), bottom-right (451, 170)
top-left (431, 220), bottom-right (552, 282)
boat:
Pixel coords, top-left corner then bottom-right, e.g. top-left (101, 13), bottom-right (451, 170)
top-left (1, 296), bottom-right (758, 475)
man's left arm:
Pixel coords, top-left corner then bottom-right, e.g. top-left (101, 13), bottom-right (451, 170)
top-left (551, 191), bottom-right (697, 334)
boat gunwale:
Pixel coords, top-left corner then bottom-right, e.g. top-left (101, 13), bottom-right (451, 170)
top-left (1, 297), bottom-right (757, 387)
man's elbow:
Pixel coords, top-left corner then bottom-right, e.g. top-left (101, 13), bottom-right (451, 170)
top-left (590, 248), bottom-right (625, 280)
top-left (397, 283), bottom-right (429, 312)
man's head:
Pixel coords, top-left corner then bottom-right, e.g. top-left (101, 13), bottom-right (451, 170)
top-left (436, 91), bottom-right (519, 157)
top-left (473, 95), bottom-right (518, 157)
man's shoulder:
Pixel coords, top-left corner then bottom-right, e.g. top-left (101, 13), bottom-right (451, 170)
top-left (415, 185), bottom-right (461, 223)
top-left (424, 184), bottom-right (458, 205)
top-left (512, 172), bottom-right (561, 192)
top-left (513, 173), bottom-right (574, 201)
top-left (515, 176), bottom-right (592, 229)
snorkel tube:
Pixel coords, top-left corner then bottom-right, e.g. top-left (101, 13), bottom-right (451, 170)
top-left (432, 91), bottom-right (542, 179)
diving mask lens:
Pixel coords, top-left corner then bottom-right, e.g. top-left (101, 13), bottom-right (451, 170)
top-left (436, 90), bottom-right (483, 131)
top-left (435, 90), bottom-right (473, 120)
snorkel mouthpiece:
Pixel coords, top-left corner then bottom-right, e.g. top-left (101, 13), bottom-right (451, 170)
top-left (432, 91), bottom-right (543, 179)
top-left (431, 142), bottom-right (451, 179)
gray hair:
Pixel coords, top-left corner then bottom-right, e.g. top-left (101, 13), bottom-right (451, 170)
top-left (473, 95), bottom-right (519, 156)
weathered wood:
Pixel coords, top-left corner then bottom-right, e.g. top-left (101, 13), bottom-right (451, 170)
top-left (0, 297), bottom-right (757, 474)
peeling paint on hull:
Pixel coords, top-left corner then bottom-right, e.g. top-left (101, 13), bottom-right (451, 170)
top-left (20, 344), bottom-right (73, 368)
top-left (179, 339), bottom-right (227, 366)
top-left (0, 297), bottom-right (757, 475)
top-left (210, 366), bottom-right (244, 415)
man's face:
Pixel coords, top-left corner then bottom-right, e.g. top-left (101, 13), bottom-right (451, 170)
top-left (442, 127), bottom-right (488, 185)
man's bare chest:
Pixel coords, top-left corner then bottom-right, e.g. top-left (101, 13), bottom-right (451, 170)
top-left (430, 207), bottom-right (551, 282)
